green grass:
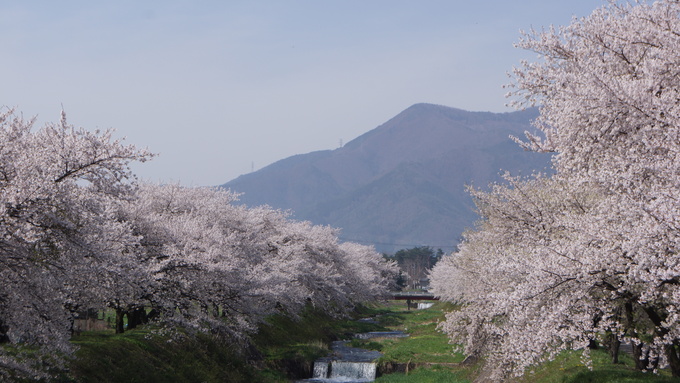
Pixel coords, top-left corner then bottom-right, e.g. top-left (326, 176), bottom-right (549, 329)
top-left (377, 334), bottom-right (463, 364)
top-left (252, 304), bottom-right (386, 358)
top-left (70, 327), bottom-right (266, 383)
top-left (62, 303), bottom-right (394, 383)
top-left (349, 301), bottom-right (470, 382)
top-left (375, 365), bottom-right (468, 382)
top-left (521, 348), bottom-right (680, 383)
top-left (0, 343), bottom-right (72, 382)
top-left (251, 300), bottom-right (470, 381)
top-left (373, 302), bottom-right (465, 364)
top-left (11, 300), bottom-right (680, 382)
top-left (366, 301), bottom-right (680, 383)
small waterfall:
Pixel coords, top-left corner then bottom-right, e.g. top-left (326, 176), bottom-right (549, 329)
top-left (312, 361), bottom-right (329, 379)
top-left (299, 329), bottom-right (408, 382)
top-left (301, 340), bottom-right (381, 382)
top-left (330, 361), bottom-right (376, 380)
top-left (310, 360), bottom-right (377, 381)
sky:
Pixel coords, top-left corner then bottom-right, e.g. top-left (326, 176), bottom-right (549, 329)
top-left (0, 1), bottom-right (605, 186)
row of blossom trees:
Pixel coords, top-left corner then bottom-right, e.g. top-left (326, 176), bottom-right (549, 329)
top-left (430, 0), bottom-right (680, 380)
top-left (0, 109), bottom-right (397, 379)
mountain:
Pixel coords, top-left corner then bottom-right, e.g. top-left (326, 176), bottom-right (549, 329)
top-left (221, 103), bottom-right (551, 253)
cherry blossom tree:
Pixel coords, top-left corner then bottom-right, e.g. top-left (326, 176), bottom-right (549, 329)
top-left (119, 183), bottom-right (397, 339)
top-left (431, 177), bottom-right (613, 379)
top-left (431, 0), bottom-right (680, 379)
top-left (0, 107), bottom-right (396, 379)
top-left (510, 0), bottom-right (680, 375)
top-left (120, 183), bottom-right (306, 338)
top-left (0, 108), bottom-right (152, 378)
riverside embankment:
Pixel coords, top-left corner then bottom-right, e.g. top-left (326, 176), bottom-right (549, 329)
top-left (62, 300), bottom-right (680, 382)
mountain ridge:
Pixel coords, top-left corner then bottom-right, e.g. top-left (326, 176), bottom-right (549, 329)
top-left (222, 103), bottom-right (551, 253)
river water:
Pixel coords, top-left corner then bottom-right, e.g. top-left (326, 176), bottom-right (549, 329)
top-left (297, 331), bottom-right (408, 382)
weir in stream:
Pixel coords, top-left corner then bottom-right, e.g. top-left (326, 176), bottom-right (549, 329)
top-left (297, 331), bottom-right (408, 382)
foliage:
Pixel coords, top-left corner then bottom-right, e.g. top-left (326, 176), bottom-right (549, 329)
top-left (372, 303), bottom-right (680, 383)
top-left (69, 327), bottom-right (270, 383)
top-left (375, 365), bottom-right (469, 383)
top-left (391, 246), bottom-right (442, 266)
top-left (117, 183), bottom-right (397, 338)
top-left (430, 0), bottom-right (680, 380)
top-left (71, 304), bottom-right (389, 382)
top-left (388, 246), bottom-right (443, 290)
top-left (0, 108), bottom-right (397, 378)
top-left (0, 108), bottom-right (152, 379)
top-left (253, 305), bottom-right (340, 362)
top-left (520, 348), bottom-right (678, 383)
top-left (63, 301), bottom-right (680, 382)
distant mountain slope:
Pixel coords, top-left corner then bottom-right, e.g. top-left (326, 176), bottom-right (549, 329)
top-left (222, 103), bottom-right (551, 253)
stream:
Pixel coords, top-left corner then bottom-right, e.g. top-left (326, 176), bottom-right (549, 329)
top-left (297, 331), bottom-right (408, 382)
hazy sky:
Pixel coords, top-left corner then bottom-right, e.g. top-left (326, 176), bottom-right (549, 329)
top-left (1, 1), bottom-right (604, 186)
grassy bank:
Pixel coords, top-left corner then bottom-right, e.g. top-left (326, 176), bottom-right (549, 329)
top-left (364, 301), bottom-right (473, 383)
top-left (63, 304), bottom-right (387, 382)
top-left (519, 348), bottom-right (680, 383)
top-left (10, 301), bottom-right (680, 382)
top-left (70, 328), bottom-right (261, 383)
top-left (362, 301), bottom-right (680, 383)
top-left (250, 304), bottom-right (388, 380)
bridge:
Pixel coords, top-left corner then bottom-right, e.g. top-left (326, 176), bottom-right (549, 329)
top-left (390, 291), bottom-right (439, 310)
top-left (391, 292), bottom-right (439, 301)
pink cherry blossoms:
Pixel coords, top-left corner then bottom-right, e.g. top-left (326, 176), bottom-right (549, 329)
top-left (0, 108), bottom-right (397, 379)
top-left (430, 0), bottom-right (680, 380)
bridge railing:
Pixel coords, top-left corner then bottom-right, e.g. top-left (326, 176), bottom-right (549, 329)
top-left (390, 291), bottom-right (439, 301)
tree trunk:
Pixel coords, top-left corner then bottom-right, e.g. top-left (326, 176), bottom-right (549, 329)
top-left (126, 310), bottom-right (137, 330)
top-left (147, 308), bottom-right (160, 321)
top-left (644, 306), bottom-right (677, 373)
top-left (666, 343), bottom-right (680, 377)
top-left (126, 307), bottom-right (147, 330)
top-left (607, 334), bottom-right (621, 364)
top-left (0, 320), bottom-right (9, 343)
top-left (625, 302), bottom-right (648, 370)
top-left (632, 342), bottom-right (647, 370)
top-left (115, 308), bottom-right (125, 334)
